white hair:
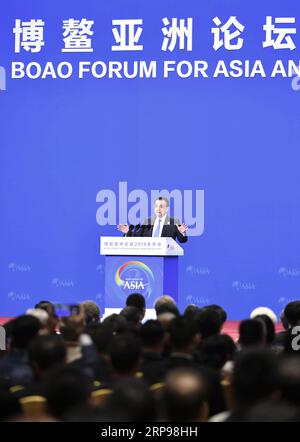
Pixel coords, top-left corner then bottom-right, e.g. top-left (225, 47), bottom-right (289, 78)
top-left (26, 308), bottom-right (49, 325)
top-left (154, 295), bottom-right (176, 311)
top-left (250, 307), bottom-right (277, 324)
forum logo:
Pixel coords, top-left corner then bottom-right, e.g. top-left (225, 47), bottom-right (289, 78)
top-left (8, 262), bottom-right (31, 272)
top-left (115, 260), bottom-right (154, 299)
top-left (278, 267), bottom-right (300, 277)
top-left (232, 280), bottom-right (256, 291)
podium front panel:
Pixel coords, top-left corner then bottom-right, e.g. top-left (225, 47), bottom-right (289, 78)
top-left (104, 255), bottom-right (178, 309)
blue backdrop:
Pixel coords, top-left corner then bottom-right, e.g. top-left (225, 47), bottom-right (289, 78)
top-left (1, 0), bottom-right (300, 319)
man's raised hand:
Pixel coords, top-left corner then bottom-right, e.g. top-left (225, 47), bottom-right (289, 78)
top-left (117, 224), bottom-right (129, 234)
top-left (176, 223), bottom-right (188, 235)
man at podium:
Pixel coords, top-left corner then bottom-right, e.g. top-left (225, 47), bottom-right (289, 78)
top-left (117, 197), bottom-right (188, 243)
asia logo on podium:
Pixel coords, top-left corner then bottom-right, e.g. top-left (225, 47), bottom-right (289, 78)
top-left (115, 260), bottom-right (155, 300)
top-left (105, 255), bottom-right (163, 308)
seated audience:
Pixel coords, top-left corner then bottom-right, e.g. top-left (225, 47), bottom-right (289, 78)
top-left (140, 320), bottom-right (167, 384)
top-left (203, 305), bottom-right (227, 327)
top-left (120, 306), bottom-right (141, 329)
top-left (278, 356), bottom-right (300, 407)
top-left (254, 314), bottom-right (275, 346)
top-left (238, 319), bottom-right (266, 349)
top-left (126, 293), bottom-right (146, 321)
top-left (164, 368), bottom-right (209, 421)
top-left (0, 315), bottom-right (40, 386)
top-left (105, 378), bottom-right (157, 422)
top-left (167, 317), bottom-right (199, 370)
top-left (108, 333), bottom-right (142, 382)
top-left (155, 302), bottom-right (180, 317)
top-left (195, 334), bottom-right (236, 370)
top-left (42, 364), bottom-right (92, 420)
top-left (228, 349), bottom-right (280, 421)
top-left (155, 295), bottom-right (179, 318)
top-left (13, 334), bottom-right (67, 398)
top-left (81, 300), bottom-right (101, 325)
top-left (87, 323), bottom-right (114, 384)
top-left (194, 308), bottom-right (222, 340)
top-left (1, 293), bottom-right (300, 422)
top-left (183, 304), bottom-right (200, 321)
top-left (59, 317), bottom-right (94, 379)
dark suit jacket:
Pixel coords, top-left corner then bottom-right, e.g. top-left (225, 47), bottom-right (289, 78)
top-left (141, 351), bottom-right (167, 384)
top-left (166, 353), bottom-right (198, 371)
top-left (130, 216), bottom-right (187, 243)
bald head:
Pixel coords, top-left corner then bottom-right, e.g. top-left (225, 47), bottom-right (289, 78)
top-left (165, 368), bottom-right (208, 421)
top-left (155, 295), bottom-right (176, 310)
top-left (279, 356), bottom-right (300, 406)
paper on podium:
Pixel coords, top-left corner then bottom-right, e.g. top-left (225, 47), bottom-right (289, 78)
top-left (100, 236), bottom-right (184, 256)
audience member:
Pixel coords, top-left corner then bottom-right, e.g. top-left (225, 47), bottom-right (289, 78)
top-left (238, 319), bottom-right (266, 349)
top-left (126, 293), bottom-right (146, 321)
top-left (140, 320), bottom-right (167, 384)
top-left (1, 294), bottom-right (300, 422)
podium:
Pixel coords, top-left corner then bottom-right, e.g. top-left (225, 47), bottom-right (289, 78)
top-left (100, 237), bottom-right (184, 312)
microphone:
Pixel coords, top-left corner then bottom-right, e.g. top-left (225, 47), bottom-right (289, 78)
top-left (133, 224), bottom-right (141, 236)
top-left (139, 225), bottom-right (147, 236)
top-left (126, 224), bottom-right (134, 237)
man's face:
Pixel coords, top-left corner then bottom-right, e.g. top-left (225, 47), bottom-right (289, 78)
top-left (154, 199), bottom-right (168, 218)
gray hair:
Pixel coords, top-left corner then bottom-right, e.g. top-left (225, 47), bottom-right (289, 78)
top-left (81, 300), bottom-right (101, 322)
top-left (154, 295), bottom-right (176, 311)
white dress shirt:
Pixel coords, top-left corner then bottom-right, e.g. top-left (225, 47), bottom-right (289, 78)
top-left (152, 214), bottom-right (167, 237)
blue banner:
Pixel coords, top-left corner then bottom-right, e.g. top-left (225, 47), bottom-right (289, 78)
top-left (1, 1), bottom-right (300, 319)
